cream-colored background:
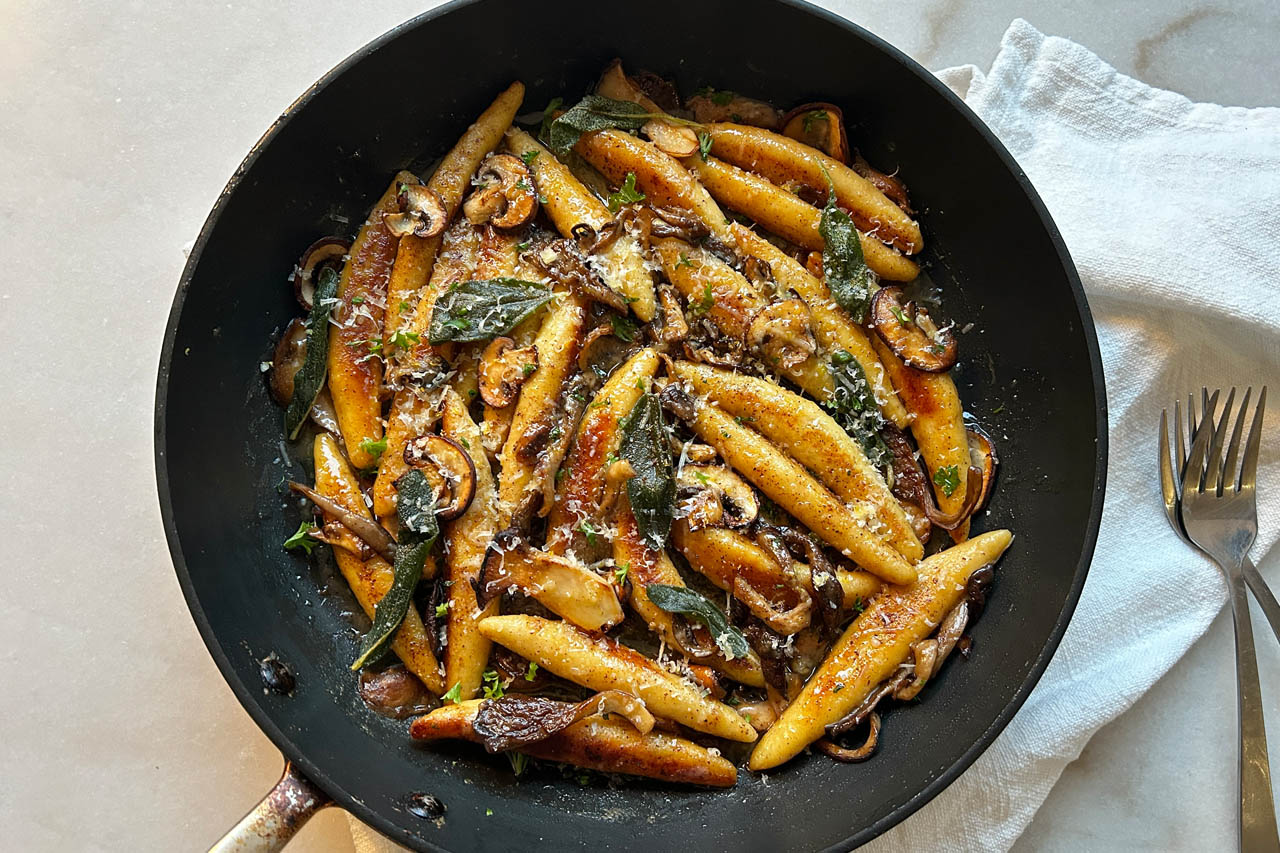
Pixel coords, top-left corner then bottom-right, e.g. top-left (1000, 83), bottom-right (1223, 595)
top-left (2, 1), bottom-right (1277, 850)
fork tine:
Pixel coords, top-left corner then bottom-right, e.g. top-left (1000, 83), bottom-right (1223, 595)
top-left (1205, 387), bottom-right (1235, 494)
top-left (1240, 386), bottom-right (1267, 492)
top-left (1223, 387), bottom-right (1252, 492)
top-left (1160, 409), bottom-right (1178, 505)
top-left (1175, 399), bottom-right (1187, 473)
top-left (1183, 389), bottom-right (1219, 495)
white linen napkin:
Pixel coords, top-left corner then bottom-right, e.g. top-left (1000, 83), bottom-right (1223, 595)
top-left (349, 19), bottom-right (1280, 852)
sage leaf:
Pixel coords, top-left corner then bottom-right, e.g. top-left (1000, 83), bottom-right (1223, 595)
top-left (284, 266), bottom-right (339, 439)
top-left (825, 352), bottom-right (891, 470)
top-left (351, 469), bottom-right (439, 669)
top-left (819, 185), bottom-right (874, 323)
top-left (618, 393), bottom-right (675, 549)
top-left (646, 584), bottom-right (750, 660)
top-left (428, 278), bottom-right (552, 344)
top-left (546, 95), bottom-right (654, 156)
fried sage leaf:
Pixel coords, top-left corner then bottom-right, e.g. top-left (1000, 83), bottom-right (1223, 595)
top-left (825, 352), bottom-right (891, 470)
top-left (618, 392), bottom-right (675, 549)
top-left (546, 95), bottom-right (653, 156)
top-left (819, 188), bottom-right (874, 323)
top-left (646, 583), bottom-right (750, 660)
top-left (351, 470), bottom-right (439, 669)
top-left (428, 278), bottom-right (553, 344)
top-left (284, 266), bottom-right (339, 438)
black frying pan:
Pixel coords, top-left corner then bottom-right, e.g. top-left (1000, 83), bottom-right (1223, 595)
top-left (155, 1), bottom-right (1107, 849)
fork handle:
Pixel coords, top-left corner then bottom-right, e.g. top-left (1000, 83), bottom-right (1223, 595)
top-left (1244, 556), bottom-right (1280, 646)
top-left (1225, 568), bottom-right (1280, 852)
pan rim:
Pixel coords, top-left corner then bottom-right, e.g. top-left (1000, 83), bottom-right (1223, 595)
top-left (154, 1), bottom-right (1108, 849)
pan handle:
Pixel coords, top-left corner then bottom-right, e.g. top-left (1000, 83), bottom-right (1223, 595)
top-left (208, 759), bottom-right (332, 853)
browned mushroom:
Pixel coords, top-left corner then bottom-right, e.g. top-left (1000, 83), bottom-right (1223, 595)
top-left (533, 239), bottom-right (629, 313)
top-left (687, 90), bottom-right (782, 129)
top-left (852, 151), bottom-right (913, 213)
top-left (479, 337), bottom-right (539, 408)
top-left (286, 481), bottom-right (397, 561)
top-left (642, 119), bottom-right (699, 157)
top-left (269, 317), bottom-right (308, 406)
top-left (292, 236), bottom-right (350, 310)
top-left (747, 298), bottom-right (818, 369)
top-left (779, 103), bottom-right (850, 163)
top-left (402, 434), bottom-right (477, 521)
top-left (676, 465), bottom-right (759, 528)
top-left (814, 713), bottom-right (882, 762)
top-left (475, 532), bottom-right (625, 633)
top-left (385, 184), bottom-right (448, 239)
top-left (884, 426), bottom-right (983, 532)
top-left (462, 153), bottom-right (538, 229)
top-left (597, 459), bottom-right (637, 518)
top-left (656, 282), bottom-right (690, 343)
top-left (870, 286), bottom-right (958, 373)
top-left (471, 691), bottom-right (654, 753)
top-left (357, 666), bottom-right (434, 719)
top-left (967, 426), bottom-right (999, 513)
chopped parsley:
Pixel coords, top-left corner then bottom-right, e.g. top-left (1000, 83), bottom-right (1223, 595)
top-left (481, 669), bottom-right (505, 700)
top-left (614, 562), bottom-right (630, 585)
top-left (441, 682), bottom-right (462, 704)
top-left (359, 435), bottom-right (389, 459)
top-left (522, 363), bottom-right (537, 377)
top-left (577, 520), bottom-right (598, 544)
top-left (525, 662), bottom-right (539, 681)
top-left (698, 131), bottom-right (713, 161)
top-left (388, 328), bottom-right (420, 349)
top-left (934, 464), bottom-right (962, 498)
top-left (676, 252), bottom-right (694, 269)
top-left (351, 295), bottom-right (364, 305)
top-left (508, 752), bottom-right (529, 776)
top-left (398, 300), bottom-right (412, 314)
top-left (435, 601), bottom-right (449, 618)
top-left (611, 314), bottom-right (637, 342)
top-left (282, 521), bottom-right (319, 554)
top-left (709, 88), bottom-right (735, 106)
top-left (521, 149), bottom-right (539, 166)
top-left (890, 305), bottom-right (911, 326)
top-left (606, 172), bottom-right (646, 213)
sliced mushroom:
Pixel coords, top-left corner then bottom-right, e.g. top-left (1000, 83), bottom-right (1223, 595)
top-left (737, 699), bottom-right (778, 733)
top-left (292, 237), bottom-right (350, 311)
top-left (402, 434), bottom-right (477, 521)
top-left (656, 282), bottom-right (689, 343)
top-left (647, 204), bottom-right (711, 243)
top-left (269, 317), bottom-right (308, 406)
top-left (966, 426), bottom-right (999, 513)
top-left (852, 151), bottom-right (912, 213)
top-left (462, 153), bottom-right (538, 230)
top-left (814, 713), bottom-right (881, 762)
top-left (532, 239), bottom-right (629, 313)
top-left (681, 442), bottom-right (718, 464)
top-left (677, 487), bottom-right (723, 531)
top-left (357, 666), bottom-right (434, 720)
top-left (475, 532), bottom-right (624, 633)
top-left (747, 298), bottom-right (817, 370)
top-left (471, 691), bottom-right (654, 753)
top-left (287, 481), bottom-right (397, 561)
top-left (597, 459), bottom-right (637, 518)
top-left (530, 374), bottom-right (592, 521)
top-left (308, 387), bottom-right (341, 437)
top-left (687, 90), bottom-right (782, 129)
top-left (870, 286), bottom-right (958, 373)
top-left (642, 119), bottom-right (699, 157)
top-left (676, 465), bottom-right (759, 528)
top-left (733, 575), bottom-right (812, 635)
top-left (385, 184), bottom-right (448, 239)
top-left (479, 337), bottom-right (539, 408)
top-left (658, 383), bottom-right (697, 421)
top-left (310, 519), bottom-right (376, 562)
top-left (578, 322), bottom-right (638, 380)
top-left (779, 103), bottom-right (850, 163)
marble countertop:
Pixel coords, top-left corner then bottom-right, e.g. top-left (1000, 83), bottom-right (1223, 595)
top-left (2, 1), bottom-right (1276, 850)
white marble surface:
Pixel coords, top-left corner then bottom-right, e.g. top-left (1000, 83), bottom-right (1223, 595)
top-left (1, 1), bottom-right (1277, 850)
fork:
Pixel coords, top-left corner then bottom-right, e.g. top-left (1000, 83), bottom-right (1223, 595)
top-left (1162, 388), bottom-right (1280, 644)
top-left (1176, 387), bottom-right (1278, 851)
